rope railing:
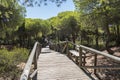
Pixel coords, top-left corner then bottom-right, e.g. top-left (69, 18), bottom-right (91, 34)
top-left (20, 42), bottom-right (41, 80)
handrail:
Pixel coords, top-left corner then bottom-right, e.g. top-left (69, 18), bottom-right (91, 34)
top-left (79, 45), bottom-right (120, 62)
top-left (49, 41), bottom-right (67, 51)
top-left (63, 41), bottom-right (120, 76)
top-left (68, 41), bottom-right (120, 62)
top-left (20, 42), bottom-right (41, 80)
top-left (66, 41), bottom-right (120, 76)
top-left (48, 41), bottom-right (120, 79)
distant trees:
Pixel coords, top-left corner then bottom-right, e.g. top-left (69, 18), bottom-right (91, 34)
top-left (60, 15), bottom-right (79, 44)
top-left (22, 18), bottom-right (50, 47)
top-left (49, 11), bottom-right (80, 43)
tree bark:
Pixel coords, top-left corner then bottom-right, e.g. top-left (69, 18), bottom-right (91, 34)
top-left (72, 33), bottom-right (76, 49)
top-left (116, 24), bottom-right (120, 46)
top-left (105, 23), bottom-right (114, 54)
top-left (95, 27), bottom-right (99, 49)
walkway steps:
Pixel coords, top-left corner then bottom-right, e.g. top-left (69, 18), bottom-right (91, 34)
top-left (37, 48), bottom-right (92, 80)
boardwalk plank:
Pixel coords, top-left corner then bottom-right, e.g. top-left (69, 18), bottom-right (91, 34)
top-left (37, 48), bottom-right (92, 80)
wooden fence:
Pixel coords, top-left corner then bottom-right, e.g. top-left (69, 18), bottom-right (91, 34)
top-left (20, 42), bottom-right (41, 80)
top-left (50, 41), bottom-right (120, 76)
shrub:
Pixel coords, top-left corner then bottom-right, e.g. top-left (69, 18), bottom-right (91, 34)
top-left (0, 47), bottom-right (29, 79)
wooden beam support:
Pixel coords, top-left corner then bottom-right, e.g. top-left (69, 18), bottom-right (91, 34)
top-left (30, 69), bottom-right (37, 79)
top-left (82, 66), bottom-right (120, 69)
top-left (79, 47), bottom-right (82, 67)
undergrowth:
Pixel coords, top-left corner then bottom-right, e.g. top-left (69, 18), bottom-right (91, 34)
top-left (0, 47), bottom-right (29, 79)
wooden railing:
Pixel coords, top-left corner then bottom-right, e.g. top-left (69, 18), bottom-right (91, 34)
top-left (52, 41), bottom-right (120, 77)
top-left (49, 41), bottom-right (67, 53)
top-left (20, 42), bottom-right (41, 80)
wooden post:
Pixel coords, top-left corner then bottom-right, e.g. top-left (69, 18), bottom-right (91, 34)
top-left (30, 69), bottom-right (37, 80)
top-left (66, 41), bottom-right (69, 57)
top-left (54, 44), bottom-right (56, 51)
top-left (83, 53), bottom-right (86, 66)
top-left (34, 43), bottom-right (41, 69)
top-left (79, 47), bottom-right (82, 67)
top-left (94, 54), bottom-right (97, 74)
top-left (61, 44), bottom-right (66, 53)
top-left (75, 57), bottom-right (78, 64)
top-left (34, 46), bottom-right (38, 69)
top-left (34, 57), bottom-right (37, 69)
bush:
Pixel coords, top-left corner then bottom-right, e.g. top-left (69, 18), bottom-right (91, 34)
top-left (0, 47), bottom-right (29, 79)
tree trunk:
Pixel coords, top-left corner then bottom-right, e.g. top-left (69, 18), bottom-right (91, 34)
top-left (72, 33), bottom-right (76, 49)
top-left (95, 27), bottom-right (99, 49)
top-left (94, 26), bottom-right (99, 74)
top-left (105, 24), bottom-right (114, 54)
top-left (116, 24), bottom-right (120, 46)
top-left (103, 10), bottom-right (114, 54)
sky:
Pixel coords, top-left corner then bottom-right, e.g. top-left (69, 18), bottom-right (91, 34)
top-left (26, 0), bottom-right (75, 19)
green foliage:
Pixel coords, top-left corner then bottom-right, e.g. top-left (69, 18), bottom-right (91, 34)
top-left (73, 0), bottom-right (120, 49)
top-left (48, 11), bottom-right (80, 42)
top-left (0, 48), bottom-right (29, 78)
top-left (68, 43), bottom-right (74, 50)
top-left (25, 18), bottom-right (50, 37)
top-left (0, 0), bottom-right (25, 46)
top-left (0, 0), bottom-right (25, 28)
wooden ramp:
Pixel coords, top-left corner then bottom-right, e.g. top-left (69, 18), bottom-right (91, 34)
top-left (37, 48), bottom-right (92, 80)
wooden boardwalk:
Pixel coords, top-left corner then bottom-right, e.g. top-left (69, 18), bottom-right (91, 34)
top-left (37, 48), bottom-right (92, 80)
